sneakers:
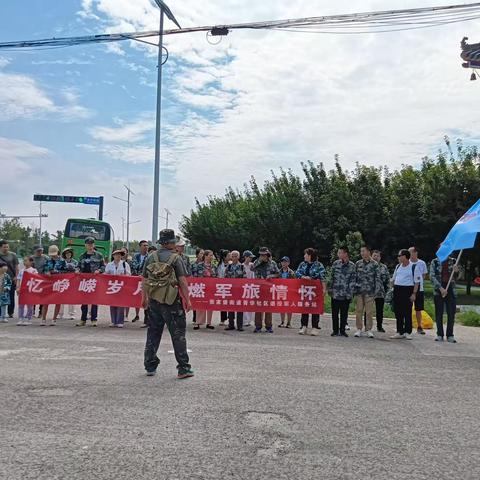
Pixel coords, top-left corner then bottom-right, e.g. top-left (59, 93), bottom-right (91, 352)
top-left (1, 318), bottom-right (9, 323)
top-left (377, 327), bottom-right (386, 333)
top-left (146, 370), bottom-right (157, 377)
top-left (390, 333), bottom-right (406, 339)
top-left (206, 324), bottom-right (214, 330)
top-left (331, 332), bottom-right (339, 337)
top-left (193, 325), bottom-right (200, 330)
top-left (266, 327), bottom-right (274, 334)
top-left (405, 333), bottom-right (413, 340)
top-left (366, 330), bottom-right (374, 338)
top-left (345, 324), bottom-right (351, 331)
top-left (278, 323), bottom-right (285, 328)
top-left (298, 327), bottom-right (307, 335)
top-left (91, 321), bottom-right (97, 327)
top-left (285, 324), bottom-right (292, 329)
top-left (254, 327), bottom-right (262, 333)
top-left (132, 315), bottom-right (140, 323)
top-left (310, 328), bottom-right (320, 336)
top-left (40, 319), bottom-right (46, 326)
top-left (49, 320), bottom-right (56, 327)
top-left (140, 324), bottom-right (148, 328)
top-left (117, 324), bottom-right (124, 328)
top-left (447, 336), bottom-right (457, 343)
top-left (76, 320), bottom-right (86, 327)
top-left (17, 320), bottom-right (25, 326)
top-left (340, 332), bottom-right (349, 337)
top-left (177, 368), bottom-right (195, 379)
top-left (435, 336), bottom-right (444, 342)
top-left (417, 328), bottom-right (426, 335)
top-left (354, 330), bottom-right (362, 337)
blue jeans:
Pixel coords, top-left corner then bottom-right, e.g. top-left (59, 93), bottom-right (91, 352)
top-left (434, 289), bottom-right (456, 338)
top-left (110, 306), bottom-right (125, 325)
top-left (144, 299), bottom-right (190, 373)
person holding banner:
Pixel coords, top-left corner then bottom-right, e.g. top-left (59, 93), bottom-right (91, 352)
top-left (242, 250), bottom-right (256, 327)
top-left (225, 250), bottom-right (246, 331)
top-left (41, 245), bottom-right (62, 326)
top-left (278, 256), bottom-right (295, 328)
top-left (142, 229), bottom-right (193, 379)
top-left (252, 247), bottom-right (279, 333)
top-left (105, 249), bottom-right (131, 328)
top-left (430, 255), bottom-right (459, 343)
top-left (296, 248), bottom-right (326, 336)
top-left (192, 250), bottom-right (216, 330)
top-left (76, 237), bottom-right (105, 327)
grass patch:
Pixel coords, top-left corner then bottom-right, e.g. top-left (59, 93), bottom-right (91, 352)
top-left (458, 311), bottom-right (480, 327)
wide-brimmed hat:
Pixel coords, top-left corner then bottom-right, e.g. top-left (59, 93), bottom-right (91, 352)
top-left (176, 238), bottom-right (186, 247)
top-left (258, 247), bottom-right (271, 256)
top-left (158, 229), bottom-right (176, 244)
top-left (48, 245), bottom-right (59, 256)
top-left (61, 247), bottom-right (74, 258)
top-left (112, 249), bottom-right (124, 256)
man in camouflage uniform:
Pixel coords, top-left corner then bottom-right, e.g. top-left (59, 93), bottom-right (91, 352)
top-left (430, 255), bottom-right (459, 343)
top-left (142, 229), bottom-right (194, 378)
top-left (224, 250), bottom-right (246, 331)
top-left (328, 246), bottom-right (356, 337)
top-left (76, 237), bottom-right (105, 327)
top-left (354, 245), bottom-right (382, 338)
top-left (371, 250), bottom-right (390, 332)
top-left (176, 237), bottom-right (192, 276)
top-left (131, 240), bottom-right (150, 324)
top-left (251, 247), bottom-right (279, 333)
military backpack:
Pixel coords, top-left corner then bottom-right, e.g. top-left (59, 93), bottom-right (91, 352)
top-left (144, 252), bottom-right (180, 305)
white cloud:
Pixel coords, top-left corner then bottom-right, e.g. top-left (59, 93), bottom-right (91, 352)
top-left (0, 56), bottom-right (10, 68)
top-left (0, 137), bottom-right (50, 185)
top-left (78, 142), bottom-right (157, 164)
top-left (88, 117), bottom-right (153, 142)
top-left (0, 72), bottom-right (91, 121)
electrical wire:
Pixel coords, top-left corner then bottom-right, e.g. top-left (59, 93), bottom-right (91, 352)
top-left (1, 2), bottom-right (480, 50)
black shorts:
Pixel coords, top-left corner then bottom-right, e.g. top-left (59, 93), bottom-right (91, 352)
top-left (414, 291), bottom-right (424, 311)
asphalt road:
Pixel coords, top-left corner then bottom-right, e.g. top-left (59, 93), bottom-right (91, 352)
top-left (1, 310), bottom-right (479, 480)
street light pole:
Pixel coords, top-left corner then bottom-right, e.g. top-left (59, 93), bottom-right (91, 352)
top-left (113, 184), bottom-right (135, 252)
top-left (164, 208), bottom-right (172, 229)
top-left (151, 0), bottom-right (181, 243)
top-left (39, 201), bottom-right (43, 246)
top-left (152, 8), bottom-right (164, 244)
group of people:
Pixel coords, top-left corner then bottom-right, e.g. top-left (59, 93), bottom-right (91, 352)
top-left (0, 238), bottom-right (157, 328)
top-left (186, 244), bottom-right (458, 343)
top-left (0, 236), bottom-right (458, 344)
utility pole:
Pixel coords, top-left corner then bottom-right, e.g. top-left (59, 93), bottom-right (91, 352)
top-left (39, 201), bottom-right (43, 246)
top-left (151, 0), bottom-right (181, 243)
top-left (113, 185), bottom-right (135, 251)
top-left (164, 208), bottom-right (172, 229)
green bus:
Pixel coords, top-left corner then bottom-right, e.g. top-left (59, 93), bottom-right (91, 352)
top-left (61, 218), bottom-right (113, 260)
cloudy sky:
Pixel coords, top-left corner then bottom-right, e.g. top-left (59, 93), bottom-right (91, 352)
top-left (0, 0), bottom-right (479, 243)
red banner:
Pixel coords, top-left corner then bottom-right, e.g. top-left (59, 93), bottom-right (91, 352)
top-left (187, 277), bottom-right (324, 314)
top-left (19, 272), bottom-right (143, 308)
top-left (19, 273), bottom-right (324, 314)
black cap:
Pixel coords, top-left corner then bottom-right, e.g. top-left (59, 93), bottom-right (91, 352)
top-left (85, 237), bottom-right (95, 244)
top-left (33, 245), bottom-right (43, 252)
top-left (258, 247), bottom-right (271, 256)
top-left (158, 229), bottom-right (176, 244)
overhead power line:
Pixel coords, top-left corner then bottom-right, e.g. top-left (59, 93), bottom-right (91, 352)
top-left (1, 2), bottom-right (480, 50)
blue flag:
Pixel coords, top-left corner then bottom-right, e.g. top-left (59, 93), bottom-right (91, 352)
top-left (436, 198), bottom-right (480, 262)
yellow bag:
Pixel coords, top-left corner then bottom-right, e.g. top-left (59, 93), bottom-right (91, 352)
top-left (412, 308), bottom-right (434, 329)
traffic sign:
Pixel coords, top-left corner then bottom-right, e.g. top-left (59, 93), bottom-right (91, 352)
top-left (33, 195), bottom-right (101, 205)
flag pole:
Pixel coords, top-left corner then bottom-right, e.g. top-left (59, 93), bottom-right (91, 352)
top-left (444, 249), bottom-right (463, 295)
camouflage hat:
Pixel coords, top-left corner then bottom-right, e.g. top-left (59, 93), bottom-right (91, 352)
top-left (158, 229), bottom-right (176, 244)
top-left (84, 237), bottom-right (95, 244)
top-left (258, 247), bottom-right (271, 256)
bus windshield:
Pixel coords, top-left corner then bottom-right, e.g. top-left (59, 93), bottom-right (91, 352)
top-left (66, 221), bottom-right (110, 241)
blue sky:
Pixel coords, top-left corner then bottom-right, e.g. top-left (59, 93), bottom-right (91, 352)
top-left (1, 0), bottom-right (479, 243)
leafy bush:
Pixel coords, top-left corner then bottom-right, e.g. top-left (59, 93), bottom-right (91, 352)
top-left (458, 311), bottom-right (480, 327)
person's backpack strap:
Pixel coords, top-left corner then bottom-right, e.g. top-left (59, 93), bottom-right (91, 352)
top-left (166, 253), bottom-right (179, 266)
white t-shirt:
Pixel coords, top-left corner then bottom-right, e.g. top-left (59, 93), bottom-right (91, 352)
top-left (17, 267), bottom-right (38, 284)
top-left (410, 259), bottom-right (427, 291)
top-left (394, 263), bottom-right (422, 287)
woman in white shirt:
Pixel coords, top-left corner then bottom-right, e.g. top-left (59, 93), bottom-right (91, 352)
top-left (391, 249), bottom-right (421, 340)
top-left (242, 250), bottom-right (256, 327)
top-left (105, 250), bottom-right (131, 328)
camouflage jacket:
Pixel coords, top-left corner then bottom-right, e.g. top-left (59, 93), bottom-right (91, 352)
top-left (55, 258), bottom-right (78, 273)
top-left (377, 263), bottom-right (391, 299)
top-left (327, 260), bottom-right (356, 300)
top-left (279, 267), bottom-right (296, 279)
top-left (77, 251), bottom-right (105, 274)
top-left (191, 262), bottom-right (217, 278)
top-left (0, 273), bottom-right (12, 306)
top-left (295, 261), bottom-right (326, 281)
top-left (225, 262), bottom-right (246, 279)
top-left (252, 259), bottom-right (280, 279)
top-left (131, 252), bottom-right (149, 276)
top-left (354, 259), bottom-right (382, 297)
top-left (429, 257), bottom-right (458, 297)
top-left (44, 257), bottom-right (63, 274)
